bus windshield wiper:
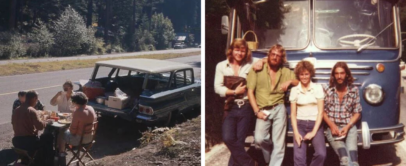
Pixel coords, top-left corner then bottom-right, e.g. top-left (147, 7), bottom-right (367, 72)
top-left (357, 22), bottom-right (394, 52)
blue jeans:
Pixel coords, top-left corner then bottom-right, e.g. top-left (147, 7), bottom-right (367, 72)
top-left (325, 125), bottom-right (359, 166)
top-left (254, 104), bottom-right (287, 166)
top-left (293, 120), bottom-right (326, 166)
top-left (222, 103), bottom-right (255, 166)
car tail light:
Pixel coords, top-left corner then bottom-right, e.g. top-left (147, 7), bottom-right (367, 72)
top-left (138, 105), bottom-right (154, 115)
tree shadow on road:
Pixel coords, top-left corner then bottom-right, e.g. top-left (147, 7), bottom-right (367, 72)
top-left (0, 149), bottom-right (17, 165)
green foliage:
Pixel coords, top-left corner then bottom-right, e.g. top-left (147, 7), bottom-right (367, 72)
top-left (187, 34), bottom-right (195, 46)
top-left (0, 32), bottom-right (26, 59)
top-left (94, 38), bottom-right (106, 55)
top-left (151, 13), bottom-right (175, 50)
top-left (105, 44), bottom-right (124, 54)
top-left (27, 20), bottom-right (54, 57)
top-left (0, 0), bottom-right (200, 59)
top-left (137, 29), bottom-right (156, 51)
top-left (52, 6), bottom-right (87, 56)
top-left (52, 6), bottom-right (98, 56)
top-left (81, 28), bottom-right (103, 55)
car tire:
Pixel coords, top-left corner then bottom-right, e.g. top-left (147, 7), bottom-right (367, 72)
top-left (162, 111), bottom-right (177, 127)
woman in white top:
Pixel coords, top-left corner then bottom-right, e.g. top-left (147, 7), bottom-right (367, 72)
top-left (289, 60), bottom-right (326, 166)
top-left (50, 80), bottom-right (76, 113)
top-left (214, 38), bottom-right (259, 166)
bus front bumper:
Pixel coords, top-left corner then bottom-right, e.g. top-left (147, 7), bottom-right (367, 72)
top-left (245, 123), bottom-right (405, 148)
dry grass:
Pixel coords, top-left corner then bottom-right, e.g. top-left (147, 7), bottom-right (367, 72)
top-left (88, 116), bottom-right (201, 166)
top-left (0, 51), bottom-right (200, 76)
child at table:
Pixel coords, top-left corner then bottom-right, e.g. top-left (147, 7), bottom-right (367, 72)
top-left (13, 91), bottom-right (46, 112)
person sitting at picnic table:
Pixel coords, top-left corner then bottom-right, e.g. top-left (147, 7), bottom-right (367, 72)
top-left (13, 91), bottom-right (46, 111)
top-left (12, 90), bottom-right (53, 165)
top-left (50, 80), bottom-right (76, 113)
top-left (57, 92), bottom-right (97, 157)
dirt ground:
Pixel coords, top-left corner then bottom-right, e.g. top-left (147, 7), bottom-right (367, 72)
top-left (87, 116), bottom-right (201, 166)
top-left (0, 113), bottom-right (201, 166)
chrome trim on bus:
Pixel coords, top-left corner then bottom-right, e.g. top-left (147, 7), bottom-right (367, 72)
top-left (316, 72), bottom-right (370, 75)
top-left (289, 66), bottom-right (373, 70)
top-left (313, 77), bottom-right (357, 80)
top-left (247, 124), bottom-right (404, 148)
top-left (318, 66), bottom-right (373, 70)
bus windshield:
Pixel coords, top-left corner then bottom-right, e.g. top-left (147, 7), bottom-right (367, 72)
top-left (253, 0), bottom-right (309, 50)
top-left (314, 0), bottom-right (396, 49)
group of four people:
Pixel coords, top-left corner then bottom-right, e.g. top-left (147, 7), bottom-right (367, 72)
top-left (11, 80), bottom-right (97, 165)
top-left (215, 39), bottom-right (361, 166)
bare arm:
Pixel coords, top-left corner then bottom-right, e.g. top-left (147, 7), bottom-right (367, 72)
top-left (290, 101), bottom-right (303, 146)
top-left (30, 109), bottom-right (46, 131)
top-left (50, 91), bottom-right (62, 106)
top-left (69, 111), bottom-right (79, 135)
top-left (280, 79), bottom-right (299, 91)
top-left (340, 113), bottom-right (361, 136)
top-left (304, 99), bottom-right (324, 140)
top-left (252, 57), bottom-right (267, 71)
top-left (248, 89), bottom-right (259, 114)
top-left (323, 111), bottom-right (339, 136)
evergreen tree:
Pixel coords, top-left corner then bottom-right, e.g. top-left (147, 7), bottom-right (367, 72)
top-left (52, 6), bottom-right (94, 56)
top-left (151, 13), bottom-right (175, 50)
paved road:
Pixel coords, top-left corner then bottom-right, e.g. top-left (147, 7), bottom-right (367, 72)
top-left (0, 48), bottom-right (200, 65)
top-left (206, 71), bottom-right (406, 166)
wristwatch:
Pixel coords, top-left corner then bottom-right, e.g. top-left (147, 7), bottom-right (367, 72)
top-left (233, 90), bottom-right (236, 96)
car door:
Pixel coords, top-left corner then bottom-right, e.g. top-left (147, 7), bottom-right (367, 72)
top-left (172, 69), bottom-right (198, 113)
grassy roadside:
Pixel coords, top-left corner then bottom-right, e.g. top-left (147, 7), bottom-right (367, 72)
top-left (0, 51), bottom-right (200, 76)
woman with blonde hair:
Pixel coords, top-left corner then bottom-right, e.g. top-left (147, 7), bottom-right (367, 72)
top-left (214, 38), bottom-right (260, 166)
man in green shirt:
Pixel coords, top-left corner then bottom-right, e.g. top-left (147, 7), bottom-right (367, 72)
top-left (247, 44), bottom-right (298, 166)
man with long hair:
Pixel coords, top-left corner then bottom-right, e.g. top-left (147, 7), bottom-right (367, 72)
top-left (214, 38), bottom-right (259, 166)
top-left (247, 44), bottom-right (298, 166)
top-left (323, 62), bottom-right (362, 166)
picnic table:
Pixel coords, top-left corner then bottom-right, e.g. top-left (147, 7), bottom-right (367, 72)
top-left (42, 113), bottom-right (72, 166)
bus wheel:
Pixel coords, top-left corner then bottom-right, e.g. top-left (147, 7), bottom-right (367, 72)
top-left (361, 121), bottom-right (371, 149)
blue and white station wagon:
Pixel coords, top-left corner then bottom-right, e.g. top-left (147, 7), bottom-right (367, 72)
top-left (77, 59), bottom-right (201, 126)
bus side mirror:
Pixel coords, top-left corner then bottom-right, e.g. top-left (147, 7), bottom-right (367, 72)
top-left (221, 15), bottom-right (229, 35)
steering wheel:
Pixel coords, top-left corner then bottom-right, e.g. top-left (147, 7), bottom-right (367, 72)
top-left (338, 34), bottom-right (376, 47)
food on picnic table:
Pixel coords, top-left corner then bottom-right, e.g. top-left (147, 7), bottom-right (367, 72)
top-left (51, 111), bottom-right (57, 118)
top-left (58, 119), bottom-right (71, 124)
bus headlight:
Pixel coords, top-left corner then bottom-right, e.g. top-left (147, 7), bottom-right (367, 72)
top-left (364, 84), bottom-right (384, 104)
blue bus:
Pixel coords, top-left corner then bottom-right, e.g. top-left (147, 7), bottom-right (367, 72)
top-left (222, 0), bottom-right (405, 149)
